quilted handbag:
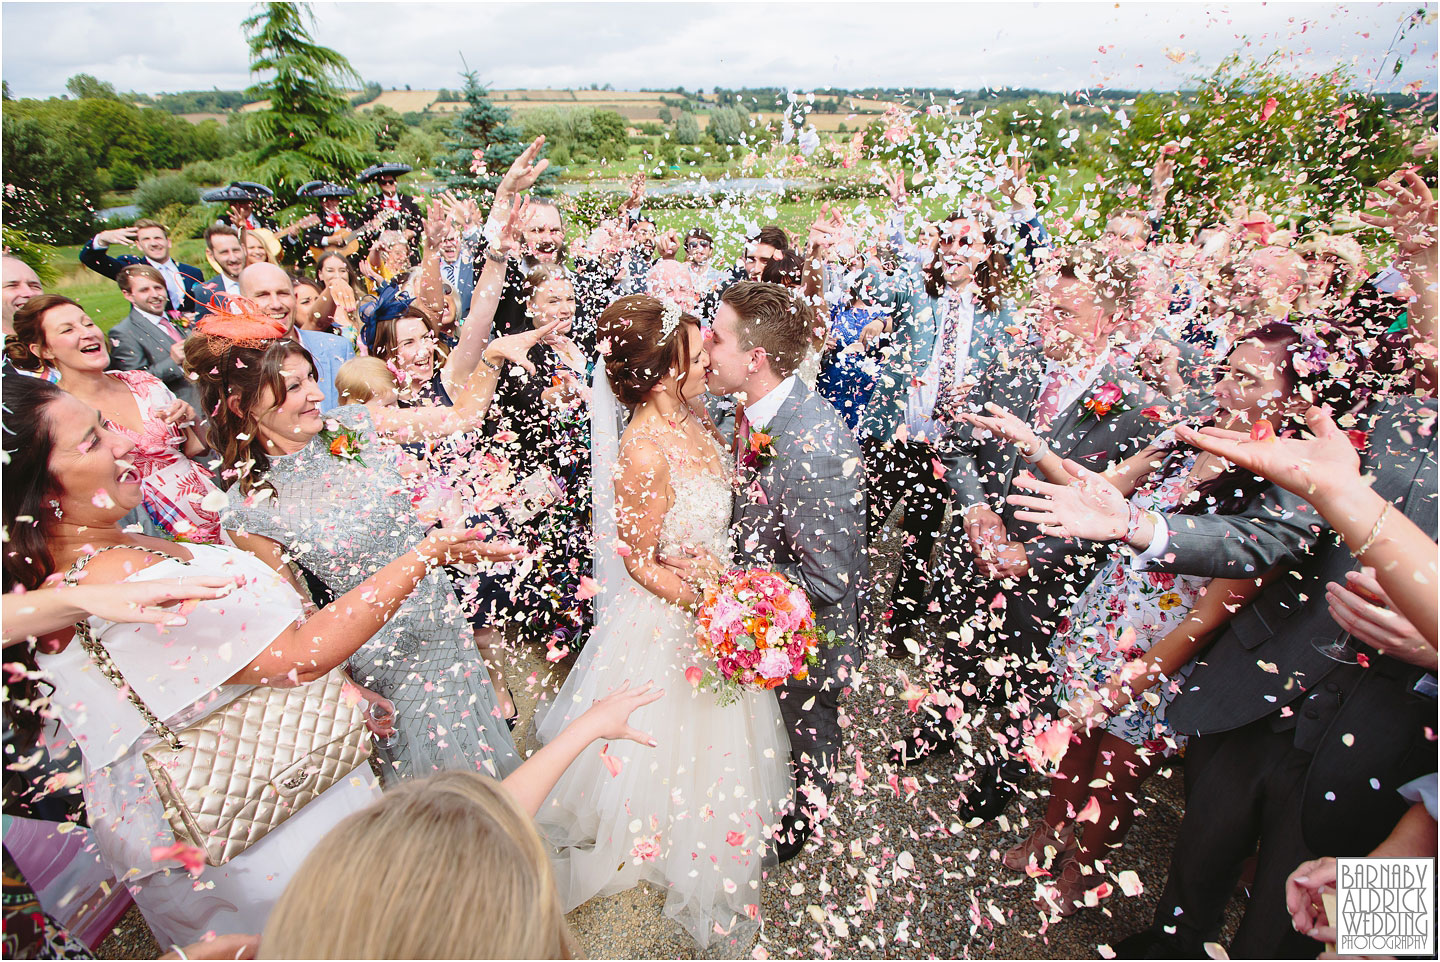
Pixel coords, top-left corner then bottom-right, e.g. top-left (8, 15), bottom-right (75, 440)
top-left (66, 547), bottom-right (372, 867)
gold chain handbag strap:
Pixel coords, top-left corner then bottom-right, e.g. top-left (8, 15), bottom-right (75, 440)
top-left (64, 546), bottom-right (191, 751)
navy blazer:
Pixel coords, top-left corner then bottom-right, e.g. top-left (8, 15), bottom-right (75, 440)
top-left (191, 276), bottom-right (236, 318)
top-left (78, 241), bottom-right (204, 312)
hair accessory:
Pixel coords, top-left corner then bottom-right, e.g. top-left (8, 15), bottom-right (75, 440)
top-left (658, 297), bottom-right (683, 343)
top-left (195, 294), bottom-right (290, 348)
top-left (358, 282), bottom-right (413, 352)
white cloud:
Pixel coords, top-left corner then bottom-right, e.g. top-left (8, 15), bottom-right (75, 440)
top-left (2, 1), bottom-right (1433, 98)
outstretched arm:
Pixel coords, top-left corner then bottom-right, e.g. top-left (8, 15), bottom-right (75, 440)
top-left (442, 197), bottom-right (527, 393)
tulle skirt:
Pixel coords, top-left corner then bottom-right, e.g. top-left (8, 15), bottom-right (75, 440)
top-left (534, 583), bottom-right (793, 949)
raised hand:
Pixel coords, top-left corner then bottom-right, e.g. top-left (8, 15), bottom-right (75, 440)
top-left (1173, 405), bottom-right (1361, 506)
top-left (624, 170), bottom-right (647, 211)
top-left (483, 317), bottom-right (563, 375)
top-left (875, 165), bottom-right (908, 208)
top-left (499, 136), bottom-right (551, 198)
top-left (656, 228), bottom-right (680, 260)
top-left (1357, 166), bottom-right (1437, 257)
top-left (1008, 460), bottom-right (1130, 542)
top-left (1151, 156), bottom-right (1176, 201)
top-left (422, 201), bottom-right (448, 252)
top-left (996, 156), bottom-right (1036, 208)
top-left (580, 680), bottom-right (664, 747)
top-left (958, 402), bottom-right (1044, 459)
top-left (496, 195), bottom-right (530, 258)
top-left (96, 226), bottom-right (139, 248)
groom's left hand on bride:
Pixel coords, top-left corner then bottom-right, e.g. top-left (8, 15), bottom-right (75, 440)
top-left (656, 545), bottom-right (725, 583)
top-left (584, 680), bottom-right (665, 747)
top-left (978, 540), bottom-right (1029, 580)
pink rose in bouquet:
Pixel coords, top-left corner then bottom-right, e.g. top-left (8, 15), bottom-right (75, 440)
top-left (692, 568), bottom-right (832, 704)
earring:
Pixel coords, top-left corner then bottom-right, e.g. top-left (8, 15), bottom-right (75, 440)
top-left (49, 499), bottom-right (62, 519)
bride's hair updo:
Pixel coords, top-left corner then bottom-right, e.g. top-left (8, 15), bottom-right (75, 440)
top-left (597, 295), bottom-right (701, 407)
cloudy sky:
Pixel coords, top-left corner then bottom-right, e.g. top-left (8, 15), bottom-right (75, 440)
top-left (2, 2), bottom-right (1434, 99)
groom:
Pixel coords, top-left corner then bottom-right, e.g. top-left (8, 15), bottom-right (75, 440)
top-left (673, 280), bottom-right (867, 861)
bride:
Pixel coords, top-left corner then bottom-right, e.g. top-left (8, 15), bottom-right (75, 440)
top-left (535, 295), bottom-right (793, 950)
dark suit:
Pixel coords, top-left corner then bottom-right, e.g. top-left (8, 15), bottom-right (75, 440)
top-left (1137, 398), bottom-right (1438, 958)
top-left (360, 194), bottom-right (424, 248)
top-left (77, 242), bottom-right (204, 312)
top-left (933, 348), bottom-right (1161, 752)
top-left (106, 308), bottom-right (198, 409)
top-left (191, 276), bottom-right (238, 318)
top-left (732, 382), bottom-right (867, 814)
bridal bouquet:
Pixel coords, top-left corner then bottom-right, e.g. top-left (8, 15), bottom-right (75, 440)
top-left (692, 568), bottom-right (830, 705)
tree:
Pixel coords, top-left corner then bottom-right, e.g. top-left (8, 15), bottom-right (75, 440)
top-left (238, 2), bottom-right (371, 199)
top-left (367, 104), bottom-right (407, 151)
top-left (1, 113), bottom-right (102, 243)
top-left (65, 73), bottom-right (121, 101)
top-left (675, 112), bottom-right (700, 145)
top-left (432, 69), bottom-right (549, 196)
top-left (707, 106), bottom-right (748, 146)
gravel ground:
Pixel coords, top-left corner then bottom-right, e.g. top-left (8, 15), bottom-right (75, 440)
top-left (98, 522), bottom-right (1243, 960)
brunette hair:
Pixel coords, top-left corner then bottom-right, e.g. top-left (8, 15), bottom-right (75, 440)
top-left (718, 281), bottom-right (813, 378)
top-left (598, 294), bottom-right (700, 407)
top-left (759, 248), bottom-right (803, 289)
top-left (117, 263), bottom-right (166, 294)
top-left (1, 375), bottom-right (68, 746)
top-left (183, 334), bottom-right (317, 495)
top-left (369, 306), bottom-right (450, 370)
top-left (205, 223), bottom-right (240, 249)
top-left (923, 213), bottom-right (1011, 312)
top-left (314, 251), bottom-right (361, 290)
top-left (260, 771), bottom-right (574, 959)
top-left (291, 276), bottom-right (334, 333)
top-left (750, 225), bottom-right (790, 251)
top-left (6, 295), bottom-right (82, 373)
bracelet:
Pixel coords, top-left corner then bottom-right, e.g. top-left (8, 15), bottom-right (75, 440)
top-left (479, 352), bottom-right (502, 373)
top-left (1020, 440), bottom-right (1049, 464)
top-left (1350, 501), bottom-right (1393, 559)
top-left (484, 246), bottom-right (507, 265)
top-left (170, 947), bottom-right (190, 961)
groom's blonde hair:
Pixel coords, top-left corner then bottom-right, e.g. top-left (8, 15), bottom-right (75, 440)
top-left (721, 281), bottom-right (814, 377)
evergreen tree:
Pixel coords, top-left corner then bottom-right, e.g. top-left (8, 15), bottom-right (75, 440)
top-left (433, 70), bottom-right (550, 196)
top-left (238, 2), bottom-right (371, 199)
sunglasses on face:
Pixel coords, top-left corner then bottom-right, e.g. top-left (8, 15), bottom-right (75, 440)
top-left (378, 178), bottom-right (397, 186)
top-left (686, 241), bottom-right (712, 250)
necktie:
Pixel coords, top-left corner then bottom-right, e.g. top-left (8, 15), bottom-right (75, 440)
top-left (443, 261), bottom-right (458, 288)
top-left (1033, 370), bottom-right (1066, 435)
top-left (155, 314), bottom-right (183, 343)
top-left (154, 261), bottom-right (184, 310)
top-left (733, 406), bottom-right (751, 464)
top-left (933, 299), bottom-right (965, 419)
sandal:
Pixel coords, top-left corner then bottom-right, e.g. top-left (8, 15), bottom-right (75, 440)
top-left (1002, 822), bottom-right (1075, 874)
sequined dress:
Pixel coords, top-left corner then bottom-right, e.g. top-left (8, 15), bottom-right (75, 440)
top-left (222, 405), bottom-right (521, 779)
top-left (534, 424), bottom-right (792, 952)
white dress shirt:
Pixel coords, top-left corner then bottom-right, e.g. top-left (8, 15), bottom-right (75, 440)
top-left (1038, 346), bottom-right (1113, 423)
top-left (742, 374), bottom-right (797, 430)
top-left (905, 290), bottom-right (975, 441)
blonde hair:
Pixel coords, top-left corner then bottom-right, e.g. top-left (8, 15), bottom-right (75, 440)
top-left (334, 356), bottom-right (397, 405)
top-left (260, 772), bottom-right (574, 959)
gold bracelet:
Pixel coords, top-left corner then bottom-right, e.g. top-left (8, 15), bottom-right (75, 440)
top-left (1351, 501), bottom-right (1393, 559)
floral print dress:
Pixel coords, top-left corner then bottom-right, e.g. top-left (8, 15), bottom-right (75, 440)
top-left (106, 370), bottom-right (222, 543)
top-left (1048, 437), bottom-right (1209, 754)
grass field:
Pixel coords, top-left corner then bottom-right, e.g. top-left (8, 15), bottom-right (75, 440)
top-left (50, 238), bottom-right (211, 332)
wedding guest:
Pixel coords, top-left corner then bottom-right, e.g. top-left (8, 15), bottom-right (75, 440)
top-left (683, 227), bottom-right (726, 295)
top-left (78, 220), bottom-right (203, 314)
top-left (193, 225), bottom-right (248, 318)
top-left (359, 164), bottom-right (424, 244)
top-left (242, 227), bottom-right (282, 267)
top-left (2, 254), bottom-right (44, 335)
top-left (292, 276), bottom-right (335, 334)
top-left (188, 297), bottom-right (545, 779)
top-left (1, 375), bottom-right (503, 947)
top-left (239, 263), bottom-right (354, 412)
top-left (104, 264), bottom-right (201, 408)
top-left (860, 211), bottom-right (1018, 657)
top-left (7, 294), bottom-right (220, 542)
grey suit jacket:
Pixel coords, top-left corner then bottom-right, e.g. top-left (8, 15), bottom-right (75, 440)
top-left (106, 308), bottom-right (199, 409)
top-left (942, 347), bottom-right (1161, 541)
top-left (731, 383), bottom-right (867, 692)
top-left (1165, 397), bottom-right (1438, 736)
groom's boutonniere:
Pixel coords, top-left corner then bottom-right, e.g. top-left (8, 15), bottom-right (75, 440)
top-left (1077, 381), bottom-right (1128, 424)
top-left (743, 424), bottom-right (779, 471)
top-left (319, 420), bottom-right (367, 466)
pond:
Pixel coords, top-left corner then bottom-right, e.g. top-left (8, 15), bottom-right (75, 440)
top-left (555, 176), bottom-right (815, 197)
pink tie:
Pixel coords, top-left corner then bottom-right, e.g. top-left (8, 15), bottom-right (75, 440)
top-left (733, 406), bottom-right (751, 463)
top-left (157, 316), bottom-right (184, 343)
top-left (1034, 373), bottom-right (1065, 435)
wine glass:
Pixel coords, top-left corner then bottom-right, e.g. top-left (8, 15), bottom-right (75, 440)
top-left (367, 701), bottom-right (399, 749)
top-left (1312, 631), bottom-right (1359, 664)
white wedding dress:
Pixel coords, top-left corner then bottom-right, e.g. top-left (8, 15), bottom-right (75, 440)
top-left (534, 402), bottom-right (793, 951)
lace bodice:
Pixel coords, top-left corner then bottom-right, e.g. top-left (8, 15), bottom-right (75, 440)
top-left (624, 424), bottom-right (734, 562)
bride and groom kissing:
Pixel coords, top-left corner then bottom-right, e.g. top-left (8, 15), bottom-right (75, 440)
top-left (533, 281), bottom-right (866, 949)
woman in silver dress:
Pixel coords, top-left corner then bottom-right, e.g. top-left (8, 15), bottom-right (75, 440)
top-left (187, 296), bottom-right (554, 779)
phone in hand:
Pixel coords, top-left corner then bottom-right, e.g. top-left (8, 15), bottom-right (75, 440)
top-left (502, 466), bottom-right (563, 526)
